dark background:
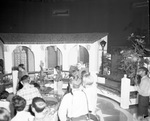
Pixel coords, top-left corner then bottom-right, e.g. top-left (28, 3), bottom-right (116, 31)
top-left (0, 0), bottom-right (149, 52)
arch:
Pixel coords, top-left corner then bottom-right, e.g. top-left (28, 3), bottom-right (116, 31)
top-left (68, 45), bottom-right (89, 67)
top-left (46, 46), bottom-right (62, 69)
top-left (12, 46), bottom-right (35, 72)
top-left (79, 45), bottom-right (89, 67)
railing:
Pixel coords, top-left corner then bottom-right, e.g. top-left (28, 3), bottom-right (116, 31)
top-left (3, 70), bottom-right (69, 83)
top-left (97, 75), bottom-right (138, 109)
top-left (3, 71), bottom-right (40, 82)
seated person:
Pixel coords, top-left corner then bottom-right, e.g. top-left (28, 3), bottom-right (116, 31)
top-left (0, 69), bottom-right (9, 100)
top-left (31, 97), bottom-right (58, 121)
top-left (17, 64), bottom-right (28, 90)
top-left (0, 84), bottom-right (9, 100)
top-left (30, 82), bottom-right (41, 91)
top-left (0, 107), bottom-right (11, 121)
top-left (11, 95), bottom-right (34, 121)
top-left (17, 75), bottom-right (42, 110)
top-left (58, 73), bottom-right (89, 121)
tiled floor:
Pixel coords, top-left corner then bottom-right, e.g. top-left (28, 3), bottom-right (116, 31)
top-left (96, 95), bottom-right (134, 121)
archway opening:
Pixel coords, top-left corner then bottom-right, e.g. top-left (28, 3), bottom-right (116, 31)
top-left (12, 46), bottom-right (35, 72)
top-left (46, 46), bottom-right (62, 69)
top-left (69, 45), bottom-right (89, 67)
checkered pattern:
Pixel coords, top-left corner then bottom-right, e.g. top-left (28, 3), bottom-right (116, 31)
top-left (17, 84), bottom-right (42, 106)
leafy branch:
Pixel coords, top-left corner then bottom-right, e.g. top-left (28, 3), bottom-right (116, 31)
top-left (119, 33), bottom-right (150, 82)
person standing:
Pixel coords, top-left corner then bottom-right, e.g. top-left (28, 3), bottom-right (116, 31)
top-left (82, 72), bottom-right (97, 115)
top-left (53, 66), bottom-right (63, 96)
top-left (58, 74), bottom-right (88, 121)
top-left (135, 67), bottom-right (150, 117)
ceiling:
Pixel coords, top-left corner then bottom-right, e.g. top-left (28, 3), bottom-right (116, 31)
top-left (0, 0), bottom-right (149, 48)
top-left (0, 0), bottom-right (84, 3)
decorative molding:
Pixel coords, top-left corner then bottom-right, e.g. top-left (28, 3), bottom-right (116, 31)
top-left (63, 44), bottom-right (66, 50)
top-left (40, 45), bottom-right (44, 51)
top-left (0, 33), bottom-right (107, 44)
top-left (86, 45), bottom-right (91, 50)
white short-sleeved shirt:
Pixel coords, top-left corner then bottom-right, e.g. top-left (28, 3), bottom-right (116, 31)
top-left (11, 111), bottom-right (34, 121)
top-left (58, 89), bottom-right (88, 121)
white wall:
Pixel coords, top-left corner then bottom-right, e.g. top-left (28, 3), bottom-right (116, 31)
top-left (4, 36), bottom-right (108, 74)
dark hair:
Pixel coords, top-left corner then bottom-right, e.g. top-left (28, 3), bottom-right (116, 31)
top-left (31, 82), bottom-right (40, 89)
top-left (139, 67), bottom-right (149, 75)
top-left (55, 66), bottom-right (61, 71)
top-left (32, 97), bottom-right (46, 113)
top-left (20, 75), bottom-right (29, 83)
top-left (0, 91), bottom-right (9, 100)
top-left (70, 73), bottom-right (82, 89)
top-left (18, 64), bottom-right (25, 70)
top-left (0, 107), bottom-right (11, 121)
top-left (12, 95), bottom-right (26, 111)
top-left (69, 66), bottom-right (79, 77)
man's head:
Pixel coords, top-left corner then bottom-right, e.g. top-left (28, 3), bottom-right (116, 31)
top-left (18, 64), bottom-right (25, 71)
top-left (12, 95), bottom-right (26, 112)
top-left (55, 66), bottom-right (61, 73)
top-left (31, 97), bottom-right (46, 114)
top-left (137, 67), bottom-right (149, 77)
top-left (0, 107), bottom-right (11, 121)
top-left (20, 75), bottom-right (30, 84)
top-left (70, 73), bottom-right (82, 89)
top-left (69, 66), bottom-right (79, 78)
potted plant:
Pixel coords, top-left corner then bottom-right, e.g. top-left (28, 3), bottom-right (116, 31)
top-left (119, 33), bottom-right (150, 84)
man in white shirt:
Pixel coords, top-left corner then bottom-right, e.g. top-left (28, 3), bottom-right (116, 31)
top-left (136, 67), bottom-right (150, 118)
top-left (82, 72), bottom-right (97, 115)
top-left (58, 73), bottom-right (89, 121)
top-left (11, 95), bottom-right (34, 121)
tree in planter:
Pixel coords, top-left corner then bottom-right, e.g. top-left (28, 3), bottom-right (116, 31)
top-left (119, 33), bottom-right (150, 84)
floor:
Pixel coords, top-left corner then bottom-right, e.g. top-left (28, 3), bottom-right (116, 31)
top-left (96, 95), bottom-right (135, 121)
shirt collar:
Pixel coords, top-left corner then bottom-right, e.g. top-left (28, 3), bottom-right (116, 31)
top-left (16, 110), bottom-right (26, 115)
top-left (23, 83), bottom-right (33, 88)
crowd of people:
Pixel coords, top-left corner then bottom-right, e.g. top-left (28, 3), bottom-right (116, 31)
top-left (0, 62), bottom-right (150, 121)
top-left (0, 62), bottom-right (99, 121)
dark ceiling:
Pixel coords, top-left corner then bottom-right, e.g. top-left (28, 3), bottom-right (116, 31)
top-left (0, 0), bottom-right (149, 49)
